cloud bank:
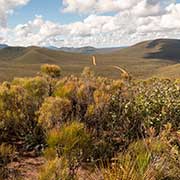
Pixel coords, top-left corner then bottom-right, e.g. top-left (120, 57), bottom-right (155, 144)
top-left (1, 0), bottom-right (180, 47)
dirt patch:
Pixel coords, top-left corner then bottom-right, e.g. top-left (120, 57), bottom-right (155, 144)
top-left (7, 155), bottom-right (45, 180)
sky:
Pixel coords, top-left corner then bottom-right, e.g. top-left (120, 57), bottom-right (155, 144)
top-left (0, 0), bottom-right (180, 47)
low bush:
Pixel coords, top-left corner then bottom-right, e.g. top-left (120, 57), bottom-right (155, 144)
top-left (0, 144), bottom-right (15, 179)
top-left (0, 64), bottom-right (179, 179)
top-left (38, 97), bottom-right (72, 130)
top-left (93, 124), bottom-right (180, 180)
top-left (45, 121), bottom-right (92, 179)
top-left (41, 64), bottom-right (61, 78)
top-left (38, 158), bottom-right (70, 180)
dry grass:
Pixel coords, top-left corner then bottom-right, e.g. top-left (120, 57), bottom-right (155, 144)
top-left (0, 39), bottom-right (180, 81)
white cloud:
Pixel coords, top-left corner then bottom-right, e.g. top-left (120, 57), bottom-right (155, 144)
top-left (0, 0), bottom-right (29, 44)
top-left (0, 0), bottom-right (29, 27)
top-left (62, 0), bottom-right (175, 15)
top-left (62, 0), bottom-right (137, 14)
top-left (1, 0), bottom-right (180, 47)
top-left (7, 15), bottom-right (66, 46)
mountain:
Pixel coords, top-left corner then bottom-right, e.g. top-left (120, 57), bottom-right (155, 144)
top-left (0, 44), bottom-right (8, 49)
top-left (46, 46), bottom-right (59, 51)
top-left (59, 46), bottom-right (97, 54)
top-left (46, 46), bottom-right (123, 54)
top-left (0, 39), bottom-right (179, 81)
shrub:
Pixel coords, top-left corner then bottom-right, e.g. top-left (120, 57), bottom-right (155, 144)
top-left (0, 84), bottom-right (31, 141)
top-left (54, 81), bottom-right (76, 99)
top-left (47, 121), bottom-right (92, 179)
top-left (0, 83), bottom-right (45, 149)
top-left (41, 64), bottom-right (61, 78)
top-left (81, 67), bottom-right (95, 79)
top-left (93, 124), bottom-right (180, 180)
top-left (85, 88), bottom-right (144, 161)
top-left (0, 144), bottom-right (15, 179)
top-left (40, 64), bottom-right (62, 96)
top-left (13, 77), bottom-right (49, 106)
top-left (93, 89), bottom-right (110, 106)
top-left (88, 78), bottom-right (180, 160)
top-left (54, 79), bottom-right (96, 121)
top-left (134, 78), bottom-right (180, 131)
top-left (38, 97), bottom-right (72, 130)
top-left (0, 65), bottom-right (179, 179)
top-left (38, 158), bottom-right (69, 180)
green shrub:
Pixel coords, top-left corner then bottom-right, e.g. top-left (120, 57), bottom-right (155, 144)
top-left (47, 121), bottom-right (92, 179)
top-left (0, 144), bottom-right (15, 179)
top-left (54, 79), bottom-right (96, 121)
top-left (81, 67), bottom-right (95, 79)
top-left (134, 78), bottom-right (180, 131)
top-left (41, 64), bottom-right (61, 78)
top-left (0, 83), bottom-right (45, 149)
top-left (40, 64), bottom-right (62, 95)
top-left (0, 65), bottom-right (179, 179)
top-left (38, 158), bottom-right (70, 180)
top-left (0, 84), bottom-right (30, 141)
top-left (82, 78), bottom-right (180, 161)
top-left (41, 124), bottom-right (180, 180)
top-left (54, 81), bottom-right (76, 99)
top-left (93, 124), bottom-right (180, 180)
top-left (85, 87), bottom-right (143, 161)
top-left (38, 97), bottom-right (72, 130)
top-left (13, 76), bottom-right (49, 106)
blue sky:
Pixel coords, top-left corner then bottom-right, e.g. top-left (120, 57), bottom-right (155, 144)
top-left (1, 0), bottom-right (180, 47)
top-left (8, 0), bottom-right (117, 27)
top-left (8, 0), bottom-right (83, 27)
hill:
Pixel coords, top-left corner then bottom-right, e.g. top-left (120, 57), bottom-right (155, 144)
top-left (156, 64), bottom-right (180, 78)
top-left (59, 46), bottom-right (97, 54)
top-left (0, 39), bottom-right (180, 81)
top-left (94, 39), bottom-right (180, 78)
top-left (110, 39), bottom-right (180, 61)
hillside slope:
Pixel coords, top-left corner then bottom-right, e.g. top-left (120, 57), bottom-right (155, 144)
top-left (111, 39), bottom-right (180, 61)
top-left (0, 39), bottom-right (179, 81)
top-left (156, 64), bottom-right (180, 78)
top-left (95, 39), bottom-right (180, 78)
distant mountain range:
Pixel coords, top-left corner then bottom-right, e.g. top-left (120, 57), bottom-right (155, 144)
top-left (0, 44), bottom-right (124, 54)
top-left (0, 44), bottom-right (8, 49)
top-left (46, 46), bottom-right (124, 54)
top-left (0, 38), bottom-right (179, 81)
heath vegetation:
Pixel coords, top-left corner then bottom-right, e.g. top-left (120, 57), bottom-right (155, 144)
top-left (0, 64), bottom-right (179, 180)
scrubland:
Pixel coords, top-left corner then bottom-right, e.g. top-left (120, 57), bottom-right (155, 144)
top-left (0, 64), bottom-right (180, 180)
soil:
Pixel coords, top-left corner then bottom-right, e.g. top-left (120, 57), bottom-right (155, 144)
top-left (7, 153), bottom-right (45, 180)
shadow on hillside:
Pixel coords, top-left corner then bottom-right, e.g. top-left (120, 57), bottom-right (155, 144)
top-left (144, 39), bottom-right (180, 62)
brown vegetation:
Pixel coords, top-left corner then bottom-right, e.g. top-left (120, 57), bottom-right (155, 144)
top-left (0, 64), bottom-right (179, 179)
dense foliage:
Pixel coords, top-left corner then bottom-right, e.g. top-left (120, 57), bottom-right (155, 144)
top-left (0, 64), bottom-right (179, 179)
top-left (93, 124), bottom-right (180, 180)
